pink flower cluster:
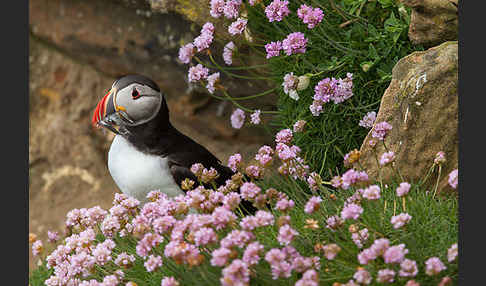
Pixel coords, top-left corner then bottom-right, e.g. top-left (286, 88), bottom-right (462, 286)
top-left (265, 0), bottom-right (290, 22)
top-left (331, 168), bottom-right (369, 190)
top-left (297, 4), bottom-right (324, 29)
top-left (230, 108), bottom-right (245, 129)
top-left (209, 0), bottom-right (242, 19)
top-left (372, 121), bottom-right (393, 140)
top-left (359, 111), bottom-right (377, 129)
top-left (310, 73), bottom-right (354, 116)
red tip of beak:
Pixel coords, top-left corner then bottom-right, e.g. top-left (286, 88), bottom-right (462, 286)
top-left (92, 91), bottom-right (111, 127)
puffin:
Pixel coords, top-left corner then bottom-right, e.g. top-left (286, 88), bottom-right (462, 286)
top-left (92, 74), bottom-right (253, 211)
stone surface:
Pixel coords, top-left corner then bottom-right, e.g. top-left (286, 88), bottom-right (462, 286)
top-left (29, 0), bottom-right (272, 102)
top-left (356, 41), bottom-right (458, 194)
top-left (29, 36), bottom-right (272, 270)
top-left (401, 0), bottom-right (458, 47)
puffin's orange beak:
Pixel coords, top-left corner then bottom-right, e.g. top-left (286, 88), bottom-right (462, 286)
top-left (92, 89), bottom-right (113, 128)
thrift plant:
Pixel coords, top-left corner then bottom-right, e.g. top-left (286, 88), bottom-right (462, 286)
top-left (176, 0), bottom-right (423, 179)
top-left (30, 123), bottom-right (457, 286)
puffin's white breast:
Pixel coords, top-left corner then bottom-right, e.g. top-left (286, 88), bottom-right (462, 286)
top-left (107, 135), bottom-right (183, 202)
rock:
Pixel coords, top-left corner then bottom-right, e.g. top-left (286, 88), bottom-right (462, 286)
top-left (401, 0), bottom-right (458, 47)
top-left (29, 0), bottom-right (275, 116)
top-left (356, 41), bottom-right (458, 194)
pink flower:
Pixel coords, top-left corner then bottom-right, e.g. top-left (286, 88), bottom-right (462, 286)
top-left (47, 230), bottom-right (59, 243)
top-left (265, 248), bottom-right (292, 279)
top-left (230, 108), bottom-right (245, 129)
top-left (448, 169), bottom-right (458, 189)
top-left (282, 32), bottom-right (308, 56)
top-left (193, 24), bottom-right (214, 52)
top-left (221, 259), bottom-right (250, 286)
top-left (240, 182), bottom-right (261, 200)
top-left (297, 4), bottom-right (324, 29)
top-left (383, 244), bottom-right (409, 264)
top-left (359, 111), bottom-right (376, 128)
top-left (396, 182), bottom-right (411, 197)
top-left (32, 240), bottom-right (43, 256)
top-left (326, 215), bottom-right (344, 231)
top-left (178, 43), bottom-right (195, 64)
top-left (206, 72), bottom-right (220, 94)
top-left (293, 120), bottom-right (306, 132)
top-left (144, 254), bottom-right (163, 272)
top-left (136, 232), bottom-right (164, 258)
top-left (243, 241), bottom-right (264, 265)
top-left (341, 203), bottom-right (363, 220)
top-left (434, 151), bottom-right (446, 164)
top-left (275, 198), bottom-right (295, 212)
top-left (405, 281), bottom-right (420, 286)
top-left (223, 192), bottom-right (241, 210)
top-left (277, 224), bottom-right (299, 245)
top-left (246, 165), bottom-right (263, 179)
top-left (190, 163), bottom-right (204, 178)
top-left (227, 153), bottom-right (242, 172)
top-left (282, 72), bottom-right (299, 100)
top-left (212, 206), bottom-right (237, 230)
top-left (447, 243), bottom-right (458, 262)
top-left (353, 268), bottom-right (372, 285)
top-left (370, 238), bottom-right (390, 257)
top-left (265, 41), bottom-right (282, 59)
top-left (220, 230), bottom-right (255, 249)
top-left (210, 0), bottom-right (225, 18)
top-left (193, 227), bottom-right (218, 246)
top-left (314, 77), bottom-right (337, 103)
top-left (275, 128), bottom-right (293, 144)
top-left (390, 213), bottom-right (412, 229)
top-left (228, 17), bottom-right (247, 35)
top-left (425, 257), bottom-right (446, 276)
top-left (333, 73), bottom-right (354, 103)
top-left (377, 269), bottom-right (396, 283)
top-left (103, 275), bottom-right (119, 286)
top-left (357, 248), bottom-right (377, 265)
top-left (295, 269), bottom-right (319, 286)
top-left (265, 0), bottom-right (290, 22)
top-left (304, 196), bottom-right (322, 214)
top-left (223, 0), bottom-right (241, 19)
top-left (309, 101), bottom-right (323, 116)
top-left (255, 146), bottom-right (273, 166)
top-left (223, 41), bottom-right (236, 65)
top-left (115, 252), bottom-right (136, 267)
top-left (153, 215), bottom-right (177, 234)
top-left (250, 110), bottom-right (261, 124)
top-left (362, 185), bottom-right (381, 200)
top-left (399, 259), bottom-right (418, 277)
top-left (211, 247), bottom-right (232, 267)
top-left (351, 228), bottom-right (369, 248)
top-left (379, 151), bottom-right (395, 165)
top-left (372, 121), bottom-right (393, 140)
top-left (161, 277), bottom-right (180, 286)
top-left (188, 64), bottom-right (209, 82)
top-left (92, 239), bottom-right (115, 265)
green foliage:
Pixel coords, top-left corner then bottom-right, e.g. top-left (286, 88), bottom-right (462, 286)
top-left (246, 0), bottom-right (423, 179)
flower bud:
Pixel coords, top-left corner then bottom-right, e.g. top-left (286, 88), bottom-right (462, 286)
top-left (297, 75), bottom-right (310, 91)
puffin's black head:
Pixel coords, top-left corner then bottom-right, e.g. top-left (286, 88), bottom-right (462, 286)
top-left (92, 74), bottom-right (168, 134)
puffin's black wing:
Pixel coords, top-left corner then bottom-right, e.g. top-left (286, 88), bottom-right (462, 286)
top-left (167, 161), bottom-right (199, 189)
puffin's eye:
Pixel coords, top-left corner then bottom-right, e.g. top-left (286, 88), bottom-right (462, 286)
top-left (132, 88), bottom-right (141, 99)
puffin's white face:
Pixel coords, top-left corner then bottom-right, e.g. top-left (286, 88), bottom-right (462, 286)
top-left (113, 83), bottom-right (162, 126)
top-left (92, 75), bottom-right (163, 134)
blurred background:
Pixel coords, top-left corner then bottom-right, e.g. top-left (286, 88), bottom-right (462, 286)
top-left (29, 0), bottom-right (276, 270)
